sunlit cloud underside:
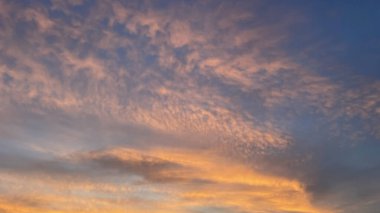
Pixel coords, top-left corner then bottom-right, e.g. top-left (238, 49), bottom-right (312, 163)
top-left (0, 0), bottom-right (379, 213)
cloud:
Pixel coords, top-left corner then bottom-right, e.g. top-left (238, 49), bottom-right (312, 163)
top-left (0, 0), bottom-right (379, 212)
top-left (1, 0), bottom-right (377, 148)
top-left (23, 9), bottom-right (54, 31)
top-left (78, 148), bottom-right (185, 182)
top-left (0, 146), bottom-right (330, 213)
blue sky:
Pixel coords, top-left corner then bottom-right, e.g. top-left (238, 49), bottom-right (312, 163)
top-left (0, 0), bottom-right (379, 212)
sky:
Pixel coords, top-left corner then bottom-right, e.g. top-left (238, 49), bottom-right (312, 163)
top-left (0, 0), bottom-right (379, 212)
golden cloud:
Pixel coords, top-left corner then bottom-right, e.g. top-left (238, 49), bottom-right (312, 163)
top-left (0, 147), bottom-right (331, 213)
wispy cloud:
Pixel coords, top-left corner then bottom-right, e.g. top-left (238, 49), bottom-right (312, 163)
top-left (0, 146), bottom-right (330, 213)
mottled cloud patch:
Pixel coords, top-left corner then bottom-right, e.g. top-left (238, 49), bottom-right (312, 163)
top-left (0, 0), bottom-right (379, 212)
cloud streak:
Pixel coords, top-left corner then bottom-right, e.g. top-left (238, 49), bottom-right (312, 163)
top-left (0, 147), bottom-right (330, 213)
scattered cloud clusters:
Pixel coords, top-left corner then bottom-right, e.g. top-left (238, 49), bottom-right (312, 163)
top-left (0, 0), bottom-right (379, 212)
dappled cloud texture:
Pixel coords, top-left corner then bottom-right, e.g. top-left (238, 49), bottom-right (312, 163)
top-left (0, 0), bottom-right (379, 213)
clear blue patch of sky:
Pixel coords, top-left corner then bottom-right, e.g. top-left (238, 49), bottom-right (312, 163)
top-left (275, 0), bottom-right (380, 79)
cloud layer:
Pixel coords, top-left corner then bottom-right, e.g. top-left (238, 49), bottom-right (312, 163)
top-left (0, 0), bottom-right (379, 212)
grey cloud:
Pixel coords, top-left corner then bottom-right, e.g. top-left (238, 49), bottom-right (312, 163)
top-left (248, 127), bottom-right (380, 213)
top-left (0, 145), bottom-right (194, 185)
top-left (303, 140), bottom-right (380, 213)
top-left (81, 150), bottom-right (187, 183)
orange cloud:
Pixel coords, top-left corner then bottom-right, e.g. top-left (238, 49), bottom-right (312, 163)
top-left (0, 147), bottom-right (331, 213)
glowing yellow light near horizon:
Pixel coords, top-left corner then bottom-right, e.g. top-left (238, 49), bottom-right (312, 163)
top-left (0, 148), bottom-right (330, 213)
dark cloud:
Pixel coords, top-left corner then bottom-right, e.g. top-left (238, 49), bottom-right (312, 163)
top-left (248, 125), bottom-right (380, 213)
top-left (303, 140), bottom-right (380, 212)
top-left (82, 149), bottom-right (186, 183)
